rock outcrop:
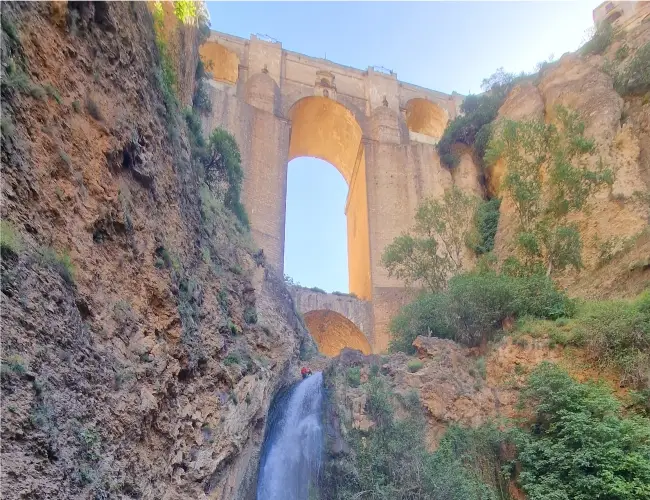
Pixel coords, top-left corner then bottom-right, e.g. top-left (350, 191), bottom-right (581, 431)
top-left (323, 334), bottom-right (626, 454)
top-left (1, 3), bottom-right (312, 499)
top-left (489, 23), bottom-right (650, 297)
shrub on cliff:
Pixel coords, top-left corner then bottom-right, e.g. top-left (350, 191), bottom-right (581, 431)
top-left (609, 42), bottom-right (650, 96)
top-left (323, 377), bottom-right (509, 499)
top-left (437, 68), bottom-right (525, 169)
top-left (469, 197), bottom-right (501, 255)
top-left (514, 362), bottom-right (650, 499)
top-left (381, 186), bottom-right (477, 292)
top-left (485, 105), bottom-right (612, 277)
top-left (205, 128), bottom-right (248, 228)
top-left (522, 292), bottom-right (650, 389)
top-left (0, 221), bottom-right (22, 257)
top-left (579, 292), bottom-right (650, 389)
top-left (580, 22), bottom-right (613, 56)
top-left (389, 271), bottom-right (573, 351)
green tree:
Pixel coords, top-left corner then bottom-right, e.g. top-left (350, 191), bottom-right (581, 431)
top-left (204, 128), bottom-right (248, 228)
top-left (381, 186), bottom-right (477, 291)
top-left (485, 105), bottom-right (612, 276)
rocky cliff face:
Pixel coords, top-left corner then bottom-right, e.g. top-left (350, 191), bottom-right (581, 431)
top-left (1, 3), bottom-right (312, 499)
top-left (321, 333), bottom-right (625, 456)
top-left (489, 22), bottom-right (650, 298)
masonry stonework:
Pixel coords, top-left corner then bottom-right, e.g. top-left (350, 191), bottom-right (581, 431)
top-left (201, 30), bottom-right (480, 354)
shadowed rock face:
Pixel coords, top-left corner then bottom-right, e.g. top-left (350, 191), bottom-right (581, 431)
top-left (0, 3), bottom-right (313, 498)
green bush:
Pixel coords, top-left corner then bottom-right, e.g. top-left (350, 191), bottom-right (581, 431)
top-left (346, 367), bottom-right (361, 388)
top-left (223, 353), bottom-right (240, 366)
top-left (173, 0), bottom-right (197, 23)
top-left (323, 378), bottom-right (508, 499)
top-left (381, 186), bottom-right (477, 291)
top-left (243, 306), bottom-right (258, 325)
top-left (471, 198), bottom-right (501, 255)
top-left (389, 292), bottom-right (454, 354)
top-left (152, 1), bottom-right (178, 112)
top-left (390, 271), bottom-right (573, 351)
top-left (204, 128), bottom-right (249, 228)
top-left (577, 292), bottom-right (650, 388)
top-left (515, 363), bottom-right (650, 499)
top-left (43, 83), bottom-right (61, 104)
top-left (486, 106), bottom-right (611, 277)
top-left (193, 60), bottom-right (212, 114)
top-left (613, 42), bottom-right (650, 95)
top-left (407, 359), bottom-right (423, 373)
top-left (37, 247), bottom-right (75, 285)
top-left (437, 68), bottom-right (525, 169)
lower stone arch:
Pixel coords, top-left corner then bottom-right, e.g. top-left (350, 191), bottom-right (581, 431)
top-left (303, 310), bottom-right (371, 357)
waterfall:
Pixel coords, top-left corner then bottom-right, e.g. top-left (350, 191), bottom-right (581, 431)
top-left (257, 372), bottom-right (324, 500)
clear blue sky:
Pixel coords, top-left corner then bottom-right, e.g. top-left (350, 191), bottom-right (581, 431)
top-left (206, 1), bottom-right (596, 292)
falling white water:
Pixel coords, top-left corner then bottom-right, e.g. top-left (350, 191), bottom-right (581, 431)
top-left (257, 372), bottom-right (324, 500)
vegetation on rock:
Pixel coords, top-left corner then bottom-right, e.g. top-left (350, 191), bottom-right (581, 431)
top-left (485, 105), bottom-right (612, 277)
top-left (514, 362), bottom-right (650, 499)
top-left (381, 186), bottom-right (477, 292)
top-left (323, 376), bottom-right (510, 499)
top-left (469, 198), bottom-right (501, 255)
top-left (514, 292), bottom-right (650, 390)
top-left (389, 270), bottom-right (573, 352)
top-left (437, 68), bottom-right (526, 169)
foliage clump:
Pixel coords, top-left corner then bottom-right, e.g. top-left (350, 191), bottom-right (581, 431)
top-left (390, 270), bottom-right (573, 352)
top-left (470, 198), bottom-right (501, 255)
top-left (0, 221), bottom-right (23, 256)
top-left (518, 292), bottom-right (650, 389)
top-left (580, 22), bottom-right (613, 56)
top-left (324, 377), bottom-right (509, 499)
top-left (437, 68), bottom-right (526, 169)
top-left (514, 362), bottom-right (650, 500)
top-left (606, 42), bottom-right (650, 96)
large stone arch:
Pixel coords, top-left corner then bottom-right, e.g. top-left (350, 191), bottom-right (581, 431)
top-left (203, 29), bottom-right (470, 354)
top-left (287, 97), bottom-right (372, 300)
top-left (304, 310), bottom-right (371, 357)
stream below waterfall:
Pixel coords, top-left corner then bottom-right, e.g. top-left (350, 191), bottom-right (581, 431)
top-left (256, 372), bottom-right (324, 500)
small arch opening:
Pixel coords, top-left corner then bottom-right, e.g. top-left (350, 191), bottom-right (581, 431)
top-left (405, 98), bottom-right (449, 140)
top-left (304, 310), bottom-right (371, 357)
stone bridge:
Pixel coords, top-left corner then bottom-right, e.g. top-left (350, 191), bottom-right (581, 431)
top-left (200, 30), bottom-right (482, 354)
top-left (289, 287), bottom-right (373, 356)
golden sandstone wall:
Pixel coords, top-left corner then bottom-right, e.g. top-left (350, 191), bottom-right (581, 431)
top-left (199, 30), bottom-right (480, 354)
